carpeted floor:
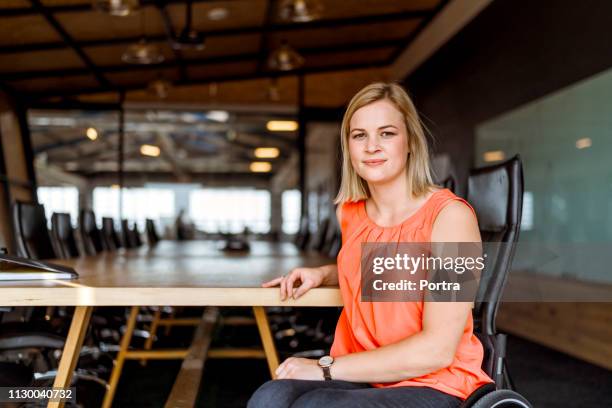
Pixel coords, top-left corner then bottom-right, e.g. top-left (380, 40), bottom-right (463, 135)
top-left (113, 327), bottom-right (612, 407)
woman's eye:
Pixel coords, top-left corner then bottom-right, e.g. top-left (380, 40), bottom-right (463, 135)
top-left (381, 131), bottom-right (396, 137)
top-left (352, 133), bottom-right (365, 139)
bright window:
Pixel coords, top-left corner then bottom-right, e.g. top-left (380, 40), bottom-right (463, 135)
top-left (189, 188), bottom-right (271, 233)
top-left (282, 190), bottom-right (301, 234)
top-left (37, 186), bottom-right (79, 225)
top-left (93, 187), bottom-right (175, 229)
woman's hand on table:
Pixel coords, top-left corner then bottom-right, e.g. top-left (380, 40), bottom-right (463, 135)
top-left (261, 266), bottom-right (328, 300)
top-left (275, 357), bottom-right (323, 380)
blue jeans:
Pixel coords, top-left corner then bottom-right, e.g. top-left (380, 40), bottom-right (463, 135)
top-left (248, 379), bottom-right (462, 408)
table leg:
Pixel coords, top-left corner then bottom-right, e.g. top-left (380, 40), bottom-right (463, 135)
top-left (102, 306), bottom-right (139, 408)
top-left (252, 306), bottom-right (279, 379)
top-left (48, 306), bottom-right (93, 408)
top-left (141, 308), bottom-right (161, 366)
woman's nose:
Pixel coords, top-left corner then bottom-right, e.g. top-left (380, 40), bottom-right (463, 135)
top-left (365, 134), bottom-right (381, 152)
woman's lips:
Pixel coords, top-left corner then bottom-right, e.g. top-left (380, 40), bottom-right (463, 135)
top-left (363, 159), bottom-right (386, 167)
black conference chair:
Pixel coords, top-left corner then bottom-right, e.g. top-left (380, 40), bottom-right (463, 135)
top-left (308, 217), bottom-right (330, 252)
top-left (440, 175), bottom-right (457, 193)
top-left (12, 201), bottom-right (57, 260)
top-left (458, 154), bottom-right (530, 407)
top-left (79, 209), bottom-right (104, 256)
top-left (51, 212), bottom-right (79, 259)
top-left (320, 215), bottom-right (341, 258)
top-left (145, 218), bottom-right (160, 246)
top-left (294, 216), bottom-right (311, 250)
top-left (3, 207), bottom-right (110, 395)
top-left (101, 217), bottom-right (121, 251)
top-left (120, 219), bottom-right (137, 249)
top-left (132, 223), bottom-right (143, 247)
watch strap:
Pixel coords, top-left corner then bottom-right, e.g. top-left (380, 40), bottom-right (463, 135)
top-left (322, 365), bottom-right (332, 381)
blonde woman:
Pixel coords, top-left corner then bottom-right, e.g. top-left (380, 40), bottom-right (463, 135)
top-left (249, 83), bottom-right (493, 408)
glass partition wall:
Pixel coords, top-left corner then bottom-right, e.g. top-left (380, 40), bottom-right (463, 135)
top-left (476, 68), bottom-right (612, 284)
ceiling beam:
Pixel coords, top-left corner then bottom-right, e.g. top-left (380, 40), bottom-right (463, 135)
top-left (34, 161), bottom-right (89, 189)
top-left (26, 60), bottom-right (387, 99)
top-left (29, 0), bottom-right (112, 90)
top-left (157, 1), bottom-right (188, 81)
top-left (157, 131), bottom-right (191, 182)
top-left (256, 0), bottom-right (275, 74)
top-left (4, 39), bottom-right (400, 81)
top-left (0, 0), bottom-right (241, 17)
top-left (0, 10), bottom-right (428, 55)
top-left (389, 0), bottom-right (493, 80)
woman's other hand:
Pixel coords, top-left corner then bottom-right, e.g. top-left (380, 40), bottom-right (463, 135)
top-left (275, 357), bottom-right (323, 380)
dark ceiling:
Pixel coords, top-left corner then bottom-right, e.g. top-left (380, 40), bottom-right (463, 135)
top-left (0, 0), bottom-right (445, 99)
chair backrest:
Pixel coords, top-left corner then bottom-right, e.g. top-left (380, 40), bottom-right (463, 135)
top-left (132, 223), bottom-right (143, 247)
top-left (101, 217), bottom-right (120, 251)
top-left (51, 212), bottom-right (79, 259)
top-left (120, 219), bottom-right (137, 249)
top-left (467, 155), bottom-right (523, 336)
top-left (12, 201), bottom-right (57, 260)
top-left (320, 214), bottom-right (341, 257)
top-left (79, 209), bottom-right (103, 255)
top-left (309, 217), bottom-right (330, 252)
top-left (145, 219), bottom-right (160, 245)
top-left (294, 216), bottom-right (311, 250)
top-left (440, 175), bottom-right (456, 193)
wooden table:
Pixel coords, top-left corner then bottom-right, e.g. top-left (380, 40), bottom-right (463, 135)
top-left (0, 241), bottom-right (342, 408)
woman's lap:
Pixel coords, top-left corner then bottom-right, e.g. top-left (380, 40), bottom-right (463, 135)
top-left (248, 379), bottom-right (462, 408)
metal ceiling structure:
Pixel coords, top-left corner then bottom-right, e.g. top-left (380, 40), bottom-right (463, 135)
top-left (0, 0), bottom-right (449, 185)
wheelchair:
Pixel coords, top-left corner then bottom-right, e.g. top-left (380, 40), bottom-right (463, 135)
top-left (459, 155), bottom-right (532, 407)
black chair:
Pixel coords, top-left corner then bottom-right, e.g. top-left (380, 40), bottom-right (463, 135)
top-left (120, 219), bottom-right (137, 249)
top-left (459, 154), bottom-right (530, 407)
top-left (440, 175), bottom-right (457, 193)
top-left (51, 212), bottom-right (79, 259)
top-left (326, 229), bottom-right (342, 258)
top-left (294, 216), bottom-right (311, 250)
top-left (468, 155), bottom-right (523, 338)
top-left (3, 208), bottom-right (110, 395)
top-left (145, 219), bottom-right (160, 246)
top-left (308, 217), bottom-right (330, 252)
top-left (79, 209), bottom-right (104, 256)
top-left (12, 201), bottom-right (57, 260)
top-left (320, 215), bottom-right (341, 258)
top-left (132, 223), bottom-right (143, 247)
top-left (101, 217), bottom-right (121, 251)
top-left (0, 362), bottom-right (33, 387)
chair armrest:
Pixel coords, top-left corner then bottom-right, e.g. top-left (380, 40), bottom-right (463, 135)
top-left (0, 333), bottom-right (65, 350)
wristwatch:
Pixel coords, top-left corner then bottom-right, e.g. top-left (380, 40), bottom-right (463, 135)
top-left (318, 355), bottom-right (334, 380)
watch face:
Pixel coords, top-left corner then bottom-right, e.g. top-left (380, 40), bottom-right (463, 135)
top-left (319, 355), bottom-right (334, 367)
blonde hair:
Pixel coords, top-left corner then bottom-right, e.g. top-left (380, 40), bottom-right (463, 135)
top-left (334, 82), bottom-right (435, 204)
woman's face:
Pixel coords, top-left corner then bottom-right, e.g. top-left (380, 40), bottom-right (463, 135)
top-left (348, 99), bottom-right (410, 185)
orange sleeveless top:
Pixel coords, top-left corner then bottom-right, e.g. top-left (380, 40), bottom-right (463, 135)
top-left (330, 188), bottom-right (493, 400)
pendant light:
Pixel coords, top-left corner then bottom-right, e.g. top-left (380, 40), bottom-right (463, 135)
top-left (122, 7), bottom-right (164, 64)
top-left (267, 41), bottom-right (304, 71)
top-left (122, 39), bottom-right (164, 64)
top-left (147, 77), bottom-right (172, 99)
top-left (268, 77), bottom-right (281, 101)
top-left (278, 0), bottom-right (323, 22)
top-left (92, 0), bottom-right (139, 17)
top-left (172, 0), bottom-right (206, 50)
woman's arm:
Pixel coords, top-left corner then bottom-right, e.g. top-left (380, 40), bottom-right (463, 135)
top-left (277, 201), bottom-right (480, 382)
